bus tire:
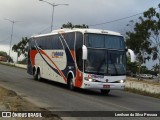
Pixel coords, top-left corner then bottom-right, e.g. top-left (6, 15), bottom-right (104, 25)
top-left (68, 76), bottom-right (74, 90)
top-left (37, 68), bottom-right (41, 81)
top-left (33, 68), bottom-right (38, 80)
top-left (100, 89), bottom-right (110, 95)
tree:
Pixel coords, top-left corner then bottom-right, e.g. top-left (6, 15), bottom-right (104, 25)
top-left (0, 51), bottom-right (8, 57)
top-left (61, 22), bottom-right (89, 29)
top-left (12, 37), bottom-right (29, 62)
top-left (126, 4), bottom-right (160, 81)
top-left (127, 56), bottom-right (138, 74)
top-left (141, 65), bottom-right (148, 74)
top-left (152, 64), bottom-right (159, 73)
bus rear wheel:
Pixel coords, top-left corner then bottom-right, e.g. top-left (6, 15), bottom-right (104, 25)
top-left (33, 69), bottom-right (38, 80)
top-left (37, 70), bottom-right (41, 81)
top-left (100, 89), bottom-right (110, 95)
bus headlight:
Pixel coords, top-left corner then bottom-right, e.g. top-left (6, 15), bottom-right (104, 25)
top-left (84, 77), bottom-right (96, 82)
top-left (88, 78), bottom-right (93, 82)
top-left (119, 80), bottom-right (125, 83)
top-left (120, 80), bottom-right (124, 83)
top-left (115, 80), bottom-right (125, 83)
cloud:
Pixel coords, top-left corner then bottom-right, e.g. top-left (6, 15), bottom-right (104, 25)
top-left (0, 0), bottom-right (159, 68)
top-left (0, 0), bottom-right (159, 45)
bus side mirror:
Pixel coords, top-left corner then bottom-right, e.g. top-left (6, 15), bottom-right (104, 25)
top-left (127, 49), bottom-right (136, 62)
top-left (82, 45), bottom-right (88, 60)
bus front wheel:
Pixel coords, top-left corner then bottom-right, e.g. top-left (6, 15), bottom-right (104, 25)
top-left (68, 77), bottom-right (74, 90)
top-left (100, 89), bottom-right (110, 95)
top-left (37, 70), bottom-right (41, 81)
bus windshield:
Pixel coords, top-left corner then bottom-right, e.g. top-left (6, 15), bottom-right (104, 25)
top-left (84, 34), bottom-right (126, 76)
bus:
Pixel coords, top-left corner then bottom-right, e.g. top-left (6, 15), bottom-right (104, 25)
top-left (27, 28), bottom-right (135, 95)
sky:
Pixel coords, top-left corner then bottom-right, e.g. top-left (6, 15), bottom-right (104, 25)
top-left (0, 0), bottom-right (159, 68)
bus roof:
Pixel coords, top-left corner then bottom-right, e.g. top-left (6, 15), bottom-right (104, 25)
top-left (32, 28), bottom-right (122, 38)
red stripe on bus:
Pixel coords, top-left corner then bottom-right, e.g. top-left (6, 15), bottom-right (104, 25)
top-left (75, 69), bottom-right (83, 88)
top-left (70, 50), bottom-right (83, 88)
top-left (30, 50), bottom-right (38, 66)
top-left (70, 50), bottom-right (75, 61)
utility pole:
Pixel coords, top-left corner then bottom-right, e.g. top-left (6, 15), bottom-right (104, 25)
top-left (5, 18), bottom-right (21, 62)
top-left (39, 0), bottom-right (68, 31)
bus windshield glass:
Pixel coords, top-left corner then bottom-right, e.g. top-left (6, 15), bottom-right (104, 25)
top-left (84, 33), bottom-right (126, 76)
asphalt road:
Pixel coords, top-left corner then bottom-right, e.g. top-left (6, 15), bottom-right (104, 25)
top-left (0, 64), bottom-right (159, 120)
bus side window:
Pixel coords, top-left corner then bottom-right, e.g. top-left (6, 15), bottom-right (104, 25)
top-left (76, 32), bottom-right (83, 71)
top-left (46, 36), bottom-right (51, 49)
top-left (55, 35), bottom-right (63, 49)
top-left (41, 37), bottom-right (46, 49)
top-left (36, 38), bottom-right (43, 49)
top-left (64, 32), bottom-right (75, 50)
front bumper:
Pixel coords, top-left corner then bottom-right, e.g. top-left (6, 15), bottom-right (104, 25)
top-left (83, 80), bottom-right (125, 90)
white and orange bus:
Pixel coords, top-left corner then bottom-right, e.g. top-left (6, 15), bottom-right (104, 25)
top-left (27, 28), bottom-right (135, 95)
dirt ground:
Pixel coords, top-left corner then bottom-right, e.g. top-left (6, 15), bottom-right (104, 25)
top-left (0, 86), bottom-right (62, 120)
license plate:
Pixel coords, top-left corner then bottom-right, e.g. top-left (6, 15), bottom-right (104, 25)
top-left (103, 85), bottom-right (110, 88)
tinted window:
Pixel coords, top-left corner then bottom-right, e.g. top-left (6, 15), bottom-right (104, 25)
top-left (38, 37), bottom-right (45, 49)
top-left (85, 34), bottom-right (125, 50)
top-left (35, 35), bottom-right (63, 50)
top-left (53, 35), bottom-right (63, 49)
top-left (64, 32), bottom-right (75, 50)
top-left (105, 36), bottom-right (125, 49)
top-left (85, 34), bottom-right (104, 48)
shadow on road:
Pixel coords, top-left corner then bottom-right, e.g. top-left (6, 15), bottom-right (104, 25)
top-left (31, 78), bottom-right (120, 98)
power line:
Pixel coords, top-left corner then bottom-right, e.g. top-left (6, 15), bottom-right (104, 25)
top-left (89, 13), bottom-right (143, 27)
top-left (38, 26), bottom-right (51, 34)
top-left (38, 25), bottom-right (60, 34)
top-left (0, 36), bottom-right (10, 42)
top-left (89, 7), bottom-right (159, 27)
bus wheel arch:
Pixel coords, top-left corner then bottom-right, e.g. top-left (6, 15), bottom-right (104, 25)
top-left (67, 72), bottom-right (75, 90)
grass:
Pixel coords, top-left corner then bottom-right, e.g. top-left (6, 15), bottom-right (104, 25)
top-left (127, 77), bottom-right (160, 86)
top-left (0, 62), bottom-right (26, 70)
top-left (0, 61), bottom-right (16, 67)
top-left (125, 87), bottom-right (160, 99)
